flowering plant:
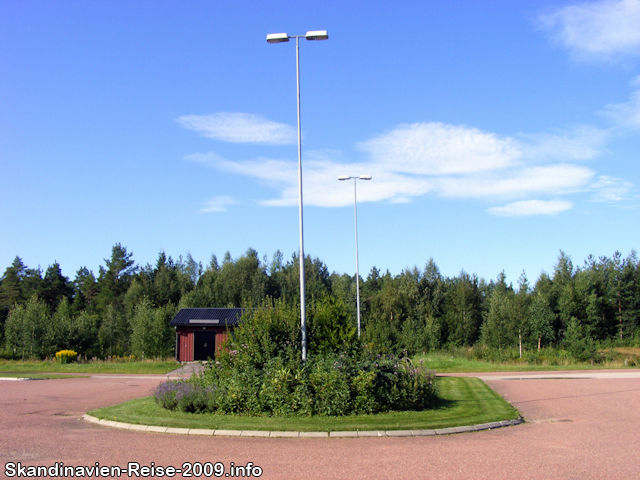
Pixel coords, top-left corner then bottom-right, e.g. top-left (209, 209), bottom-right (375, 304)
top-left (55, 350), bottom-right (78, 364)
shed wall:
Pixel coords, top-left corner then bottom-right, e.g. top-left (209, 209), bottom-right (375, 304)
top-left (175, 325), bottom-right (233, 362)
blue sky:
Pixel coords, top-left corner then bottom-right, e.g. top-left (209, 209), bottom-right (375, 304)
top-left (1, 0), bottom-right (638, 286)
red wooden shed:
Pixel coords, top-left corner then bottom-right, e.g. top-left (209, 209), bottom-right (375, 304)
top-left (170, 308), bottom-right (244, 362)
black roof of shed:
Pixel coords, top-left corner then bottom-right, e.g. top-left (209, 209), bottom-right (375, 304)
top-left (169, 308), bottom-right (245, 327)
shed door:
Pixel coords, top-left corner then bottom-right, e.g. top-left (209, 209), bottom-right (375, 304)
top-left (178, 331), bottom-right (190, 362)
top-left (193, 331), bottom-right (216, 361)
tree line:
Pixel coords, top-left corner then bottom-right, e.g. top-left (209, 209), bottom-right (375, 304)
top-left (1, 244), bottom-right (638, 360)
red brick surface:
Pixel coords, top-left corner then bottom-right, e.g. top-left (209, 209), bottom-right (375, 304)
top-left (1, 371), bottom-right (638, 479)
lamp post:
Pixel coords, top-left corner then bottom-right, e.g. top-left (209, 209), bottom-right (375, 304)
top-left (338, 175), bottom-right (372, 338)
top-left (267, 30), bottom-right (328, 362)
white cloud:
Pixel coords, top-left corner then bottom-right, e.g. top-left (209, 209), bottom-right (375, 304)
top-left (602, 76), bottom-right (640, 129)
top-left (194, 153), bottom-right (298, 185)
top-left (182, 118), bottom-right (623, 216)
top-left (517, 126), bottom-right (608, 161)
top-left (589, 175), bottom-right (635, 201)
top-left (488, 200), bottom-right (574, 217)
top-left (434, 164), bottom-right (594, 199)
top-left (178, 113), bottom-right (296, 145)
top-left (358, 122), bottom-right (520, 175)
top-left (184, 151), bottom-right (228, 167)
top-left (185, 148), bottom-right (594, 212)
top-left (538, 0), bottom-right (640, 61)
top-left (201, 196), bottom-right (237, 213)
top-left (188, 151), bottom-right (431, 208)
top-left (302, 164), bottom-right (431, 208)
top-left (261, 172), bottom-right (432, 208)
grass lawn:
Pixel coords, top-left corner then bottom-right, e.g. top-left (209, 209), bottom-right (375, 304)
top-left (0, 359), bottom-right (179, 375)
top-left (416, 351), bottom-right (640, 373)
top-left (88, 376), bottom-right (519, 432)
top-left (0, 372), bottom-right (86, 379)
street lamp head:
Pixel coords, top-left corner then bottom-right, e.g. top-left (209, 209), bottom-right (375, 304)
top-left (266, 33), bottom-right (290, 43)
top-left (359, 175), bottom-right (372, 180)
top-left (338, 175), bottom-right (351, 181)
top-left (305, 30), bottom-right (329, 41)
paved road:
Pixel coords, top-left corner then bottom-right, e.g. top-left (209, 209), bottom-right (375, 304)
top-left (1, 370), bottom-right (638, 479)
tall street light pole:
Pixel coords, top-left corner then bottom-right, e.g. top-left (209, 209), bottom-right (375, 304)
top-left (338, 175), bottom-right (372, 338)
top-left (267, 30), bottom-right (328, 362)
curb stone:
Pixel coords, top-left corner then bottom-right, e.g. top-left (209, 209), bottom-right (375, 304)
top-left (357, 431), bottom-right (386, 437)
top-left (455, 426), bottom-right (476, 433)
top-left (413, 429), bottom-right (437, 436)
top-left (81, 414), bottom-right (524, 438)
top-left (386, 430), bottom-right (413, 437)
top-left (329, 431), bottom-right (359, 438)
top-left (147, 426), bottom-right (168, 433)
top-left (270, 431), bottom-right (299, 438)
top-left (241, 430), bottom-right (270, 437)
top-left (300, 432), bottom-right (329, 438)
top-left (214, 429), bottom-right (241, 437)
top-left (129, 424), bottom-right (148, 431)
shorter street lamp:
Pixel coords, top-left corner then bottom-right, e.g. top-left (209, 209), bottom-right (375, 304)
top-left (338, 175), bottom-right (372, 338)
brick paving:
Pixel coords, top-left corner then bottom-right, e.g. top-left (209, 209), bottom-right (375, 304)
top-left (0, 370), bottom-right (638, 479)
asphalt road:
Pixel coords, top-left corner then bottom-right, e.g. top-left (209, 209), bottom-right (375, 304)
top-left (1, 370), bottom-right (639, 479)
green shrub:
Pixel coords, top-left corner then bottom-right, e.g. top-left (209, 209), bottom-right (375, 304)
top-left (524, 351), bottom-right (543, 365)
top-left (564, 317), bottom-right (597, 362)
top-left (258, 357), bottom-right (312, 416)
top-left (153, 380), bottom-right (215, 413)
top-left (154, 296), bottom-right (438, 417)
top-left (181, 349), bottom-right (437, 416)
top-left (307, 355), bottom-right (352, 416)
top-left (351, 369), bottom-right (377, 414)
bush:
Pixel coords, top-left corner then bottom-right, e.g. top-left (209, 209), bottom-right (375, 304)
top-left (55, 350), bottom-right (78, 364)
top-left (564, 317), bottom-right (597, 362)
top-left (524, 350), bottom-right (543, 365)
top-left (258, 356), bottom-right (312, 416)
top-left (306, 354), bottom-right (353, 416)
top-left (153, 380), bottom-right (216, 413)
top-left (157, 349), bottom-right (437, 416)
top-left (153, 296), bottom-right (438, 416)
